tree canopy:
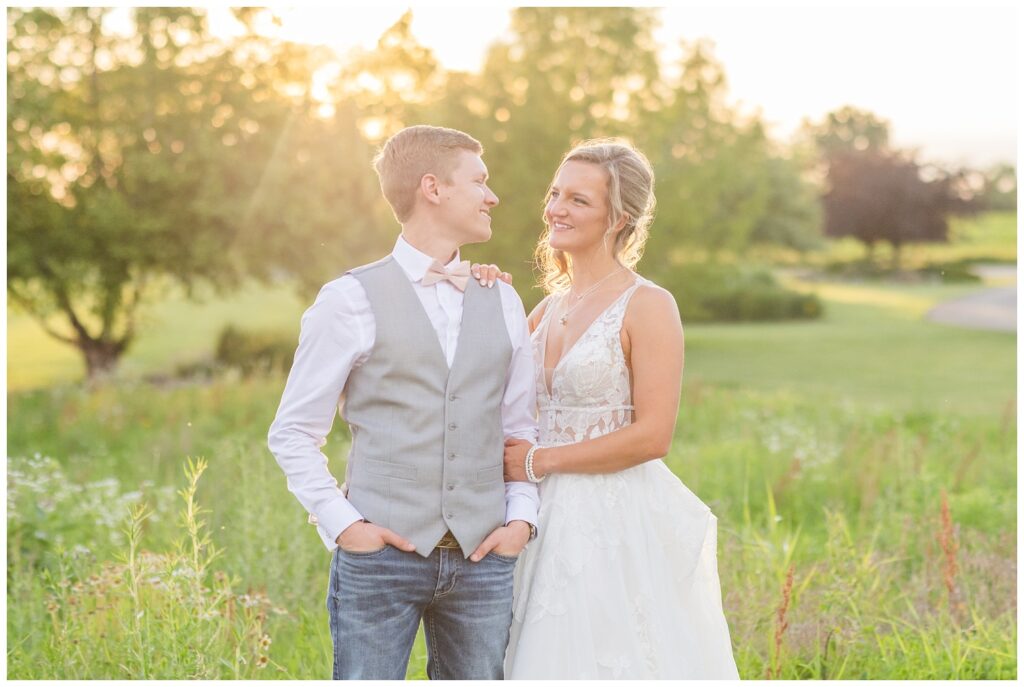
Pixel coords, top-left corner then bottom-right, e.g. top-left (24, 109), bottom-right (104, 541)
top-left (10, 7), bottom-right (1000, 378)
top-left (806, 106), bottom-right (978, 266)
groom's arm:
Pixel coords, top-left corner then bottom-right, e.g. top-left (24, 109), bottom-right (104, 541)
top-left (268, 277), bottom-right (372, 551)
top-left (497, 281), bottom-right (541, 528)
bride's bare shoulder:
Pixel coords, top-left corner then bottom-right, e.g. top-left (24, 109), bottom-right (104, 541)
top-left (625, 281), bottom-right (682, 331)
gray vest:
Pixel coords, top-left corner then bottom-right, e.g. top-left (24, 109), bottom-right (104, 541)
top-left (342, 256), bottom-right (512, 557)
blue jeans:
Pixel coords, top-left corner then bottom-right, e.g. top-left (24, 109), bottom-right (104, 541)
top-left (326, 544), bottom-right (517, 680)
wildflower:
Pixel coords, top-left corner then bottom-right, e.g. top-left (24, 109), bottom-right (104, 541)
top-left (766, 564), bottom-right (795, 680)
top-left (259, 634), bottom-right (272, 650)
top-left (256, 655), bottom-right (269, 669)
top-left (237, 594), bottom-right (259, 608)
top-left (46, 600), bottom-right (59, 614)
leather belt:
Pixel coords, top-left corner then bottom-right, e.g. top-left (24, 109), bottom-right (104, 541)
top-left (435, 530), bottom-right (461, 550)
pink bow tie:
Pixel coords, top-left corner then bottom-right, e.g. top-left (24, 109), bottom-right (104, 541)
top-left (422, 259), bottom-right (472, 291)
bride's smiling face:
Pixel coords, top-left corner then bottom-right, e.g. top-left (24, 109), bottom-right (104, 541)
top-left (544, 161), bottom-right (614, 255)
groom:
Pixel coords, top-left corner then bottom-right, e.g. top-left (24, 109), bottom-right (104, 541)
top-left (268, 125), bottom-right (539, 680)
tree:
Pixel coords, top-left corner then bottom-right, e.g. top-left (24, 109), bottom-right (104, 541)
top-left (641, 41), bottom-right (803, 268)
top-left (748, 153), bottom-right (824, 253)
top-left (236, 97), bottom-right (392, 296)
top-left (8, 7), bottom-right (259, 378)
top-left (803, 105), bottom-right (891, 156)
top-left (331, 10), bottom-right (446, 143)
top-left (7, 8), bottom-right (388, 377)
top-left (822, 149), bottom-right (962, 268)
top-left (977, 163), bottom-right (1017, 212)
top-left (808, 106), bottom-right (972, 267)
top-left (467, 8), bottom-right (663, 300)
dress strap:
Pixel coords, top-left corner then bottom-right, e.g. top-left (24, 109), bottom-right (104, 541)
top-left (607, 277), bottom-right (647, 327)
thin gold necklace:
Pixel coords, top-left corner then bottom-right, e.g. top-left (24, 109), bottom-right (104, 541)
top-left (559, 267), bottom-right (626, 326)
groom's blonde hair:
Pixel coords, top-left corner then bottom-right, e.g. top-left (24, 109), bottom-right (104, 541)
top-left (373, 125), bottom-right (483, 223)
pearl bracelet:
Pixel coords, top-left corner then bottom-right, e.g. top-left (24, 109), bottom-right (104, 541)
top-left (525, 444), bottom-right (547, 483)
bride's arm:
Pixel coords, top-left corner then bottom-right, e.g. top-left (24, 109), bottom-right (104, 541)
top-left (506, 285), bottom-right (684, 477)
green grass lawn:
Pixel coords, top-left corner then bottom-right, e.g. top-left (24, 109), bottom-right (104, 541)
top-left (686, 282), bottom-right (1014, 417)
top-left (8, 281), bottom-right (308, 391)
top-left (11, 275), bottom-right (1014, 417)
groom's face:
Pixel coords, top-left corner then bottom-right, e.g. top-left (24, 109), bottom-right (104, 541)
top-left (436, 150), bottom-right (499, 245)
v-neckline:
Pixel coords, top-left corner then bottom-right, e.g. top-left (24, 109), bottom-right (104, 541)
top-left (540, 279), bottom-right (638, 397)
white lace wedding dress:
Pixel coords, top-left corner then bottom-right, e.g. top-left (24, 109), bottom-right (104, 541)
top-left (504, 278), bottom-right (740, 679)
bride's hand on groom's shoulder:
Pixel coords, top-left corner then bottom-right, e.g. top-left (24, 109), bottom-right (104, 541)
top-left (336, 520), bottom-right (416, 554)
top-left (470, 263), bottom-right (513, 288)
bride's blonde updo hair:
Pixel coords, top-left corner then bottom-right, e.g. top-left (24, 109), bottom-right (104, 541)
top-left (535, 138), bottom-right (656, 294)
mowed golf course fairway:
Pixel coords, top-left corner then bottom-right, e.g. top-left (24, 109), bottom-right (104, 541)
top-left (7, 257), bottom-right (1016, 678)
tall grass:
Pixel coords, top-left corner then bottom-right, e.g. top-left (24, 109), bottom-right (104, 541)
top-left (6, 376), bottom-right (1016, 679)
top-left (9, 456), bottom-right (285, 678)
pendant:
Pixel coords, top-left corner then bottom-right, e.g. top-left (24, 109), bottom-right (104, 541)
top-left (559, 314), bottom-right (568, 325)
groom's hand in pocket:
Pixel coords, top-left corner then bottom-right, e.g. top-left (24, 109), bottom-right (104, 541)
top-left (336, 520), bottom-right (416, 553)
top-left (469, 520), bottom-right (531, 562)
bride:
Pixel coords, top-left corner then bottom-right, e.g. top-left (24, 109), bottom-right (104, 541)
top-left (481, 139), bottom-right (738, 679)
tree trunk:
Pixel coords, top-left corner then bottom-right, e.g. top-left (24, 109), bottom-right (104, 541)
top-left (864, 240), bottom-right (876, 265)
top-left (79, 338), bottom-right (126, 381)
top-left (891, 241), bottom-right (902, 272)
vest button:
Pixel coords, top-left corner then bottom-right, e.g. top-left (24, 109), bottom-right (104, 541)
top-left (449, 393), bottom-right (457, 401)
top-left (448, 423), bottom-right (457, 430)
top-left (448, 452), bottom-right (456, 460)
top-left (446, 484), bottom-right (454, 491)
top-left (446, 512), bottom-right (454, 519)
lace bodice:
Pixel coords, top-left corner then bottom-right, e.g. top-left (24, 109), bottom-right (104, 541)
top-left (533, 278), bottom-right (647, 446)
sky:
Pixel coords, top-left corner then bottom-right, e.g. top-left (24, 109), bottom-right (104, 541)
top-left (147, 4), bottom-right (1018, 168)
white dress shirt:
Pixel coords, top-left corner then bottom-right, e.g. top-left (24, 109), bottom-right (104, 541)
top-left (268, 236), bottom-right (540, 551)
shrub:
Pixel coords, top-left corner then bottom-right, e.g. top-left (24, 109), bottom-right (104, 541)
top-left (919, 260), bottom-right (983, 283)
top-left (214, 325), bottom-right (295, 377)
top-left (822, 258), bottom-right (982, 283)
top-left (654, 263), bottom-right (823, 322)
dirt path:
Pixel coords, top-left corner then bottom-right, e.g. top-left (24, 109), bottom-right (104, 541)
top-left (926, 265), bottom-right (1016, 332)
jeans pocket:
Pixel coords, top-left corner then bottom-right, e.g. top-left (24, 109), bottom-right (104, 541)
top-left (485, 550), bottom-right (520, 563)
top-left (339, 543), bottom-right (391, 557)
